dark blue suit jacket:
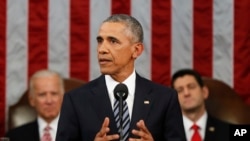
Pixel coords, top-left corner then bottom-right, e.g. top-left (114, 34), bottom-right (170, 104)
top-left (204, 115), bottom-right (230, 141)
top-left (5, 120), bottom-right (40, 141)
top-left (56, 74), bottom-right (186, 141)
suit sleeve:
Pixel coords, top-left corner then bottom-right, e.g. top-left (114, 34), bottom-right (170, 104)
top-left (56, 93), bottom-right (81, 141)
top-left (164, 89), bottom-right (186, 141)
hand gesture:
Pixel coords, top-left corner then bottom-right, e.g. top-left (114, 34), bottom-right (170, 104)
top-left (129, 120), bottom-right (154, 141)
top-left (94, 117), bottom-right (119, 141)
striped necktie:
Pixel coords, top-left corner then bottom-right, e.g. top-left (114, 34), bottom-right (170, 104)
top-left (114, 99), bottom-right (130, 141)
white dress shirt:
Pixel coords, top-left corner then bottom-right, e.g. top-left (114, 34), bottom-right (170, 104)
top-left (182, 112), bottom-right (208, 141)
top-left (105, 70), bottom-right (136, 119)
top-left (38, 115), bottom-right (59, 141)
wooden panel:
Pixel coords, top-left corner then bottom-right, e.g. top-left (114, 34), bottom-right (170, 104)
top-left (203, 77), bottom-right (250, 124)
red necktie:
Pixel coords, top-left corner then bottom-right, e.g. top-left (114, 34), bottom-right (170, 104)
top-left (191, 124), bottom-right (202, 141)
top-left (42, 125), bottom-right (52, 141)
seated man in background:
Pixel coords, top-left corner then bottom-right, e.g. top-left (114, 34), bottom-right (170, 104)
top-left (5, 69), bottom-right (64, 141)
top-left (171, 69), bottom-right (231, 141)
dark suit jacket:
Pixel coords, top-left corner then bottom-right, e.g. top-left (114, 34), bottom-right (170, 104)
top-left (56, 74), bottom-right (186, 141)
top-left (204, 115), bottom-right (230, 141)
top-left (5, 120), bottom-right (40, 141)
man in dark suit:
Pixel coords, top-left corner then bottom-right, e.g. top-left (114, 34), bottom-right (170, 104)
top-left (171, 69), bottom-right (230, 141)
top-left (5, 69), bottom-right (65, 141)
top-left (56, 14), bottom-right (186, 141)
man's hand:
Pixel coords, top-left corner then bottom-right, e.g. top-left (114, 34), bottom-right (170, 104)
top-left (129, 120), bottom-right (154, 141)
top-left (94, 117), bottom-right (119, 141)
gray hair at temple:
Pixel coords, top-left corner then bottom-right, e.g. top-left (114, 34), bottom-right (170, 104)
top-left (29, 69), bottom-right (64, 96)
top-left (103, 14), bottom-right (144, 43)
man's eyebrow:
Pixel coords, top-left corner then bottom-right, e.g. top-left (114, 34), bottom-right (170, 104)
top-left (107, 36), bottom-right (117, 40)
top-left (96, 36), bottom-right (119, 43)
top-left (96, 36), bottom-right (103, 41)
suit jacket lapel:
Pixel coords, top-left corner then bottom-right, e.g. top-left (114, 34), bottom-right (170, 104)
top-left (89, 74), bottom-right (154, 135)
top-left (34, 120), bottom-right (40, 141)
top-left (90, 75), bottom-right (118, 134)
top-left (204, 116), bottom-right (216, 141)
top-left (130, 74), bottom-right (153, 131)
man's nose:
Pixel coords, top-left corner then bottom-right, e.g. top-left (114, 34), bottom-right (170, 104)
top-left (45, 94), bottom-right (53, 103)
top-left (98, 42), bottom-right (108, 54)
top-left (183, 88), bottom-right (190, 96)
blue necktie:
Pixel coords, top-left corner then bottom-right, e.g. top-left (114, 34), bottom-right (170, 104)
top-left (114, 99), bottom-right (130, 141)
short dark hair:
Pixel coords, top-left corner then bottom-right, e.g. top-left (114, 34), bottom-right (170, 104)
top-left (103, 14), bottom-right (144, 43)
top-left (171, 69), bottom-right (204, 88)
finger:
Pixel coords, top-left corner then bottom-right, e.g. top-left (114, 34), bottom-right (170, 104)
top-left (132, 120), bottom-right (154, 140)
top-left (97, 117), bottom-right (110, 137)
top-left (103, 117), bottom-right (110, 127)
top-left (95, 117), bottom-right (121, 141)
top-left (128, 138), bottom-right (135, 141)
top-left (105, 134), bottom-right (120, 140)
top-left (136, 120), bottom-right (150, 133)
top-left (132, 129), bottom-right (148, 139)
top-left (128, 137), bottom-right (141, 141)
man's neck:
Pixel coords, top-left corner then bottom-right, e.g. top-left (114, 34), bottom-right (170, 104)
top-left (110, 68), bottom-right (135, 82)
top-left (184, 108), bottom-right (206, 122)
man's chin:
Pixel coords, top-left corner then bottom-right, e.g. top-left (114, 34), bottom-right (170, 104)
top-left (100, 69), bottom-right (112, 75)
top-left (184, 106), bottom-right (200, 113)
top-left (43, 116), bottom-right (56, 121)
top-left (43, 113), bottom-right (57, 118)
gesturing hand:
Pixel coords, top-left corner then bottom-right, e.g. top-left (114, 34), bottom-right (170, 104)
top-left (129, 120), bottom-right (154, 141)
top-left (94, 117), bottom-right (119, 141)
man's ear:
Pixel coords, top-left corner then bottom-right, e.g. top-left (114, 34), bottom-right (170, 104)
top-left (132, 43), bottom-right (144, 59)
top-left (29, 93), bottom-right (35, 107)
top-left (202, 86), bottom-right (209, 100)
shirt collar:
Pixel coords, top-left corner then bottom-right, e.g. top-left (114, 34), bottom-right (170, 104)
top-left (105, 70), bottom-right (136, 108)
top-left (105, 70), bottom-right (136, 98)
top-left (38, 115), bottom-right (59, 133)
top-left (182, 111), bottom-right (208, 140)
top-left (183, 112), bottom-right (207, 130)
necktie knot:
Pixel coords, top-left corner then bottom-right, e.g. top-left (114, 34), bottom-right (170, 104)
top-left (44, 125), bottom-right (51, 131)
top-left (191, 124), bottom-right (201, 141)
top-left (191, 124), bottom-right (199, 130)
